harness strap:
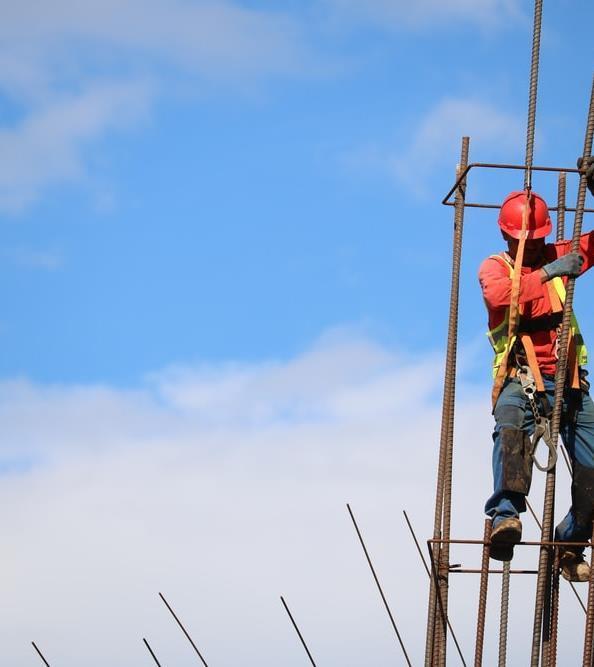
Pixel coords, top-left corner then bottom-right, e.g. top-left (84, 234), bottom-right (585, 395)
top-left (519, 333), bottom-right (545, 392)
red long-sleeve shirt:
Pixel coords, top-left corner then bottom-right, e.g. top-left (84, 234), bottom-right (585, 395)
top-left (479, 232), bottom-right (594, 375)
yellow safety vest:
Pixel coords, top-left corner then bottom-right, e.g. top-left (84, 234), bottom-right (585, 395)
top-left (486, 254), bottom-right (587, 381)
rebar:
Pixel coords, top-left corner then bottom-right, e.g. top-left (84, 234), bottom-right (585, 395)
top-left (280, 596), bottom-right (317, 667)
top-left (474, 519), bottom-right (492, 667)
top-left (498, 561), bottom-right (511, 667)
top-left (548, 548), bottom-right (561, 667)
top-left (347, 504), bottom-right (412, 666)
top-left (31, 641), bottom-right (51, 667)
top-left (583, 524), bottom-right (594, 665)
top-left (523, 0), bottom-right (544, 191)
top-left (556, 172), bottom-right (567, 241)
top-left (532, 72), bottom-right (594, 667)
top-left (526, 497), bottom-right (586, 615)
top-left (158, 592), bottom-right (209, 666)
top-left (425, 135), bottom-right (469, 667)
top-left (143, 638), bottom-right (163, 667)
top-left (403, 511), bottom-right (467, 665)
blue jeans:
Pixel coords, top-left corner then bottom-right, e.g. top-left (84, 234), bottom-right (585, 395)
top-left (485, 376), bottom-right (594, 544)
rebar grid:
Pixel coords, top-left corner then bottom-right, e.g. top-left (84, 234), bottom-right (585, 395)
top-left (425, 136), bottom-right (469, 667)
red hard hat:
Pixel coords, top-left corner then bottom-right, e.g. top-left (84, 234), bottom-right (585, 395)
top-left (498, 190), bottom-right (552, 239)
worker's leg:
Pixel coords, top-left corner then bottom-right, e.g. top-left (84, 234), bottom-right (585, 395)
top-left (485, 378), bottom-right (534, 526)
top-left (556, 387), bottom-right (594, 544)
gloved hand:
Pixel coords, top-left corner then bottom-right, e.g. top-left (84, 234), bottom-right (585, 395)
top-left (542, 252), bottom-right (584, 280)
top-left (577, 156), bottom-right (594, 196)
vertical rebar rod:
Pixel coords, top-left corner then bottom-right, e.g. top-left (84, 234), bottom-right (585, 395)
top-left (532, 73), bottom-right (594, 667)
top-left (548, 548), bottom-right (561, 667)
top-left (347, 504), bottom-right (412, 666)
top-left (31, 642), bottom-right (51, 667)
top-left (158, 592), bottom-right (209, 666)
top-left (143, 638), bottom-right (163, 667)
top-left (425, 135), bottom-right (470, 667)
top-left (474, 519), bottom-right (492, 667)
top-left (556, 172), bottom-right (567, 241)
top-left (583, 524), bottom-right (594, 666)
top-left (403, 511), bottom-right (467, 665)
top-left (523, 0), bottom-right (544, 191)
top-left (526, 496), bottom-right (587, 615)
top-left (498, 561), bottom-right (511, 667)
top-left (280, 596), bottom-right (317, 667)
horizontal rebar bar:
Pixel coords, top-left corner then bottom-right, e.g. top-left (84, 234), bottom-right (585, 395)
top-left (429, 538), bottom-right (592, 548)
top-left (449, 568), bottom-right (537, 574)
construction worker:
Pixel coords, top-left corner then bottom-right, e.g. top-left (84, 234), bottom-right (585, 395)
top-left (480, 167), bottom-right (594, 581)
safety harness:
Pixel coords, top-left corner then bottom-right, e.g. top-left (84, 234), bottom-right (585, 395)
top-left (486, 252), bottom-right (588, 472)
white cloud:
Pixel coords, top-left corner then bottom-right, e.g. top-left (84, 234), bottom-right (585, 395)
top-left (324, 0), bottom-right (523, 29)
top-left (0, 1), bottom-right (312, 212)
top-left (346, 97), bottom-right (525, 196)
top-left (0, 334), bottom-right (583, 664)
top-left (0, 81), bottom-right (152, 211)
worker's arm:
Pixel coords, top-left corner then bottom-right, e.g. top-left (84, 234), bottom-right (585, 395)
top-left (479, 256), bottom-right (547, 309)
top-left (554, 230), bottom-right (594, 273)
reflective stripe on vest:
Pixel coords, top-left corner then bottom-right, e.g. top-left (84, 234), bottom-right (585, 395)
top-left (486, 254), bottom-right (587, 379)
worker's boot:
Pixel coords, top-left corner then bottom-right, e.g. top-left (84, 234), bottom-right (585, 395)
top-left (490, 517), bottom-right (522, 561)
top-left (559, 549), bottom-right (590, 582)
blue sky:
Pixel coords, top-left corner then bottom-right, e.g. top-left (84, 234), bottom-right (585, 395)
top-left (1, 1), bottom-right (594, 665)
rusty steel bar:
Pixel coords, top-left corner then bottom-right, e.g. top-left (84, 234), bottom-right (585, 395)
top-left (442, 163), bottom-right (585, 206)
top-left (429, 537), bottom-right (591, 548)
top-left (556, 172), bottom-right (567, 241)
top-left (523, 0), bottom-right (544, 191)
top-left (474, 519), bottom-right (492, 667)
top-left (280, 596), bottom-right (317, 667)
top-left (31, 642), bottom-right (51, 667)
top-left (403, 511), bottom-right (467, 665)
top-left (158, 592), bottom-right (209, 666)
top-left (532, 72), bottom-right (594, 667)
top-left (583, 524), bottom-right (594, 666)
top-left (143, 638), bottom-right (163, 667)
top-left (526, 497), bottom-right (587, 615)
top-left (450, 568), bottom-right (536, 575)
top-left (425, 135), bottom-right (469, 667)
top-left (548, 548), bottom-right (561, 667)
top-left (347, 504), bottom-right (412, 666)
top-left (498, 561), bottom-right (511, 667)
top-left (445, 201), bottom-right (594, 213)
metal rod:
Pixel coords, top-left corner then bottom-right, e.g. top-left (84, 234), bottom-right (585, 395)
top-left (444, 201), bottom-right (594, 213)
top-left (498, 561), bottom-right (511, 667)
top-left (450, 568), bottom-right (536, 575)
top-left (280, 596), bottom-right (317, 667)
top-left (346, 504), bottom-right (412, 666)
top-left (31, 642), bottom-right (51, 667)
top-left (158, 592), bottom-right (209, 666)
top-left (425, 136), bottom-right (469, 667)
top-left (143, 638), bottom-right (163, 667)
top-left (403, 511), bottom-right (467, 665)
top-left (548, 548), bottom-right (561, 667)
top-left (583, 523), bottom-right (594, 666)
top-left (429, 537), bottom-right (591, 548)
top-left (532, 72), bottom-right (594, 667)
top-left (556, 172), bottom-right (567, 241)
top-left (442, 162), bottom-right (585, 206)
top-left (474, 519), bottom-right (492, 667)
top-left (526, 497), bottom-right (587, 615)
top-left (523, 0), bottom-right (544, 191)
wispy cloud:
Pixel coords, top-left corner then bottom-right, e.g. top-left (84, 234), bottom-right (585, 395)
top-left (3, 246), bottom-right (64, 270)
top-left (346, 97), bottom-right (525, 196)
top-left (324, 0), bottom-right (524, 30)
top-left (0, 332), bottom-right (578, 664)
top-left (0, 1), bottom-right (313, 212)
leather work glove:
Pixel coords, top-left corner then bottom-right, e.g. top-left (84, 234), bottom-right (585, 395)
top-left (577, 156), bottom-right (594, 196)
top-left (542, 252), bottom-right (584, 280)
